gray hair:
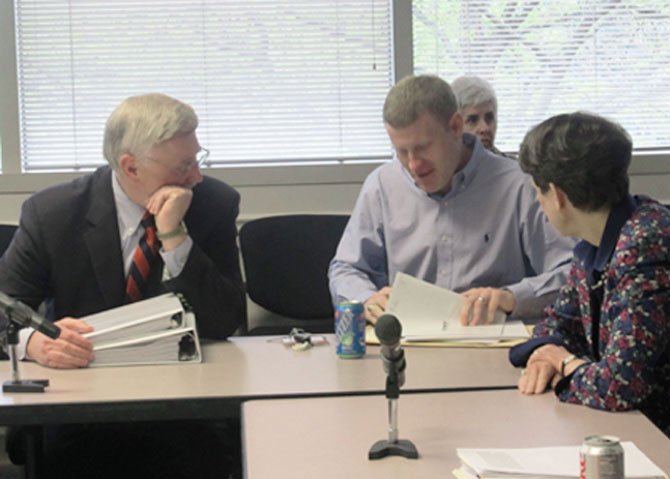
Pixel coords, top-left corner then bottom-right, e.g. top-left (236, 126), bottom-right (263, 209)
top-left (103, 93), bottom-right (198, 170)
top-left (451, 76), bottom-right (498, 112)
top-left (383, 75), bottom-right (458, 129)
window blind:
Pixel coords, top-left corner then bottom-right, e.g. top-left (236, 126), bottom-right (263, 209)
top-left (413, 0), bottom-right (670, 153)
top-left (15, 0), bottom-right (394, 172)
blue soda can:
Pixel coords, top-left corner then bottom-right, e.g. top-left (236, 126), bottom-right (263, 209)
top-left (335, 301), bottom-right (366, 358)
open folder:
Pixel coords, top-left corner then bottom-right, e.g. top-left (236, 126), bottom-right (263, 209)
top-left (81, 294), bottom-right (202, 367)
top-left (385, 273), bottom-right (530, 343)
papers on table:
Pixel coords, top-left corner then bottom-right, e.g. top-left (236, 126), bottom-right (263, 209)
top-left (364, 324), bottom-right (528, 348)
top-left (82, 293), bottom-right (202, 367)
top-left (385, 273), bottom-right (529, 343)
top-left (455, 442), bottom-right (668, 479)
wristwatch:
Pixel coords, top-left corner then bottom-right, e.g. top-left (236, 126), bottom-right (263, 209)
top-left (157, 221), bottom-right (188, 241)
top-left (560, 354), bottom-right (578, 376)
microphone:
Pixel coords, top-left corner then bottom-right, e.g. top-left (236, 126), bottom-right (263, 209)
top-left (375, 313), bottom-right (406, 388)
top-left (0, 291), bottom-right (61, 339)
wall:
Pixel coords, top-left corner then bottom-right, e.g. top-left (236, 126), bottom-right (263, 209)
top-left (0, 169), bottom-right (667, 226)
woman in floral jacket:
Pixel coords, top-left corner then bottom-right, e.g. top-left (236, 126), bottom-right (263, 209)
top-left (510, 112), bottom-right (670, 437)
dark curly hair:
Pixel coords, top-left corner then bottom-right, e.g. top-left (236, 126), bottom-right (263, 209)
top-left (519, 112), bottom-right (632, 212)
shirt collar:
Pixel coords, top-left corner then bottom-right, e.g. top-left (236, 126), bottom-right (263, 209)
top-left (112, 172), bottom-right (146, 237)
top-left (453, 133), bottom-right (483, 191)
top-left (574, 194), bottom-right (637, 281)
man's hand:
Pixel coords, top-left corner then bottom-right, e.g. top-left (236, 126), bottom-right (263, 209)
top-left (460, 287), bottom-right (516, 325)
top-left (364, 287), bottom-right (392, 324)
top-left (146, 186), bottom-right (193, 249)
top-left (26, 318), bottom-right (94, 369)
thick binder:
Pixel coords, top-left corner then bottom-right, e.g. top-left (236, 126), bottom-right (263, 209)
top-left (82, 294), bottom-right (202, 367)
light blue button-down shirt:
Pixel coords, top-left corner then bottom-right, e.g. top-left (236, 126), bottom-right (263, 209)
top-left (328, 134), bottom-right (575, 306)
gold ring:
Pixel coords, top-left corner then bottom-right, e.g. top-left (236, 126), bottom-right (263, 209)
top-left (477, 296), bottom-right (487, 303)
top-left (521, 369), bottom-right (526, 376)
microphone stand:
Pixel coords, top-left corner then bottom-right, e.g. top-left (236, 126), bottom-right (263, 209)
top-left (2, 319), bottom-right (50, 393)
top-left (368, 361), bottom-right (418, 460)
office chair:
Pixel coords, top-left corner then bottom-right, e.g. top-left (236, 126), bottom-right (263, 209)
top-left (239, 214), bottom-right (349, 335)
top-left (0, 224), bottom-right (17, 360)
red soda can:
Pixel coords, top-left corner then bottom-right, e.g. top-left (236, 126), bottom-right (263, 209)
top-left (579, 435), bottom-right (624, 479)
top-left (335, 301), bottom-right (366, 358)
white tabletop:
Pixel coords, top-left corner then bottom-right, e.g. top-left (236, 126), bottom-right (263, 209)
top-left (242, 389), bottom-right (670, 478)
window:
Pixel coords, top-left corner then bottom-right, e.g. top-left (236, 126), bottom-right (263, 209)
top-left (413, 0), bottom-right (670, 153)
top-left (14, 0), bottom-right (393, 172)
top-left (11, 1), bottom-right (670, 175)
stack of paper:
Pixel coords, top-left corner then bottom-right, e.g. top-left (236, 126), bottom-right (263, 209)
top-left (385, 273), bottom-right (530, 343)
top-left (454, 442), bottom-right (668, 479)
top-left (82, 294), bottom-right (202, 367)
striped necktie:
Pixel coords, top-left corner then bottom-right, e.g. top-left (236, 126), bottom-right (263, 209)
top-left (125, 212), bottom-right (161, 303)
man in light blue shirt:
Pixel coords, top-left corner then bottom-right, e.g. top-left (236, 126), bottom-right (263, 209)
top-left (328, 75), bottom-right (574, 325)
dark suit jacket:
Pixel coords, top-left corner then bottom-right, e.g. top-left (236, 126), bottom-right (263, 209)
top-left (0, 166), bottom-right (245, 339)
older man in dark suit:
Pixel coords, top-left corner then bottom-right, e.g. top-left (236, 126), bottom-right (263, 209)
top-left (0, 92), bottom-right (245, 365)
top-left (0, 93), bottom-right (245, 478)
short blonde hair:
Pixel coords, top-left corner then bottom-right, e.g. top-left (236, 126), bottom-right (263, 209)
top-left (383, 75), bottom-right (457, 129)
top-left (103, 93), bottom-right (198, 170)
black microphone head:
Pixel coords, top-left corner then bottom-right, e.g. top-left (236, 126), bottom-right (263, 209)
top-left (375, 313), bottom-right (402, 345)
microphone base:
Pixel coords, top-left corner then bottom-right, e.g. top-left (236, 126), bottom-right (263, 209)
top-left (368, 439), bottom-right (419, 460)
top-left (3, 379), bottom-right (49, 393)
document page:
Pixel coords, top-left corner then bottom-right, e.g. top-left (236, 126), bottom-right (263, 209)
top-left (386, 273), bottom-right (508, 340)
top-left (456, 442), bottom-right (668, 479)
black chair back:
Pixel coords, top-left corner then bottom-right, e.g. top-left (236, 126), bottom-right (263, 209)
top-left (0, 225), bottom-right (18, 359)
top-left (239, 214), bottom-right (349, 333)
top-left (0, 224), bottom-right (18, 256)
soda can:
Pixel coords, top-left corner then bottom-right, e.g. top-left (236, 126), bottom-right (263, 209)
top-left (580, 435), bottom-right (624, 479)
top-left (335, 301), bottom-right (366, 358)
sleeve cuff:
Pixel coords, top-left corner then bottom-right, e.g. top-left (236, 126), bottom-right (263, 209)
top-left (554, 362), bottom-right (588, 396)
top-left (504, 282), bottom-right (534, 306)
top-left (508, 335), bottom-right (565, 367)
top-left (18, 327), bottom-right (35, 360)
top-left (160, 236), bottom-right (193, 280)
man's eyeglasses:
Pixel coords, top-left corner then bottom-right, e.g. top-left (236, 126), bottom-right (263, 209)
top-left (145, 148), bottom-right (210, 176)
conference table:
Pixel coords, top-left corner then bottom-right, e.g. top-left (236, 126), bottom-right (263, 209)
top-left (3, 335), bottom-right (668, 478)
top-left (0, 335), bottom-right (520, 426)
top-left (0, 335), bottom-right (520, 478)
top-left (242, 389), bottom-right (670, 478)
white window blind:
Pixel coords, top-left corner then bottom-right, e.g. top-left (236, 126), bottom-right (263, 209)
top-left (15, 0), bottom-right (393, 172)
top-left (413, 0), bottom-right (670, 154)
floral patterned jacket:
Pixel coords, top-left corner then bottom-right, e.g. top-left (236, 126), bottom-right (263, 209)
top-left (511, 196), bottom-right (670, 436)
